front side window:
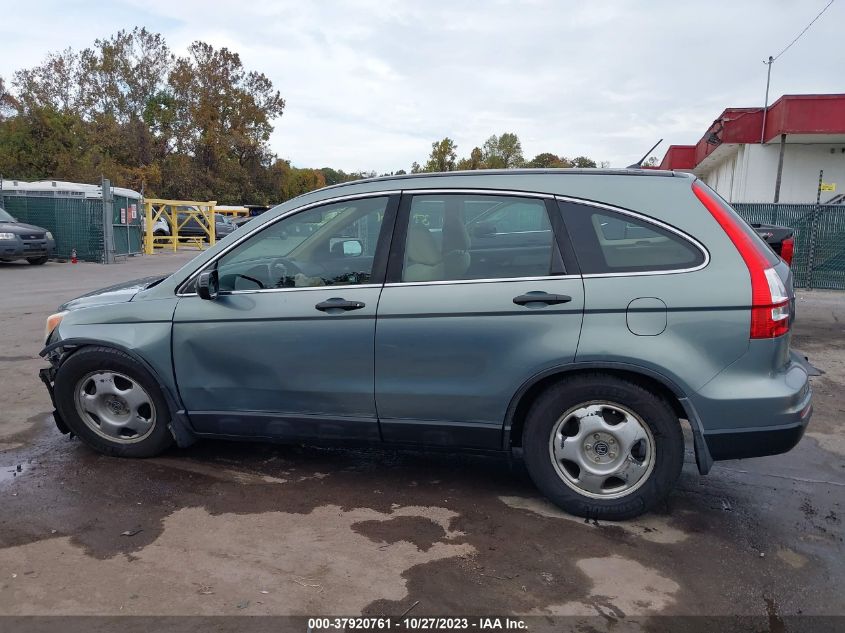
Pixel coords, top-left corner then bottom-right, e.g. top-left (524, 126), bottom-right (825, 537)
top-left (401, 194), bottom-right (556, 282)
top-left (213, 196), bottom-right (388, 291)
top-left (561, 202), bottom-right (705, 274)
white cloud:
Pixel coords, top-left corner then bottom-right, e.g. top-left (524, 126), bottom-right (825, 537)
top-left (0, 0), bottom-right (842, 172)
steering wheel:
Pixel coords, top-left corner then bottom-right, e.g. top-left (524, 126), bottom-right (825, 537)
top-left (271, 258), bottom-right (304, 286)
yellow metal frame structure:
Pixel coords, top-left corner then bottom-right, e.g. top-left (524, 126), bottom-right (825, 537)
top-left (213, 205), bottom-right (250, 218)
top-left (143, 199), bottom-right (218, 254)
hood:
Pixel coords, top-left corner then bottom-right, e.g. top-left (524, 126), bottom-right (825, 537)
top-left (0, 221), bottom-right (48, 235)
top-left (59, 275), bottom-right (168, 311)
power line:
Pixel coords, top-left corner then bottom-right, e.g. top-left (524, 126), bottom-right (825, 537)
top-left (760, 0), bottom-right (835, 143)
top-left (770, 0), bottom-right (835, 62)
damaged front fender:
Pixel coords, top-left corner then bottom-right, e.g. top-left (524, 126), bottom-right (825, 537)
top-left (37, 338), bottom-right (197, 449)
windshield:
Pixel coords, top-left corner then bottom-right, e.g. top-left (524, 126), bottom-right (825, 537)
top-left (0, 206), bottom-right (16, 223)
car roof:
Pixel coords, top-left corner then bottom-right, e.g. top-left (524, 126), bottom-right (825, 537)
top-left (319, 168), bottom-right (688, 193)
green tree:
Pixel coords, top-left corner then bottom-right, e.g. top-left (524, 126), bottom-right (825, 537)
top-left (642, 156), bottom-right (659, 167)
top-left (0, 105), bottom-right (94, 181)
top-left (482, 133), bottom-right (524, 168)
top-left (13, 48), bottom-right (88, 116)
top-left (164, 40), bottom-right (285, 200)
top-left (0, 77), bottom-right (16, 120)
top-left (320, 167), bottom-right (350, 186)
top-left (0, 27), bottom-right (393, 205)
top-left (527, 152), bottom-right (574, 168)
top-left (571, 156), bottom-right (597, 168)
top-left (81, 28), bottom-right (173, 122)
top-left (497, 132), bottom-right (524, 168)
top-left (423, 137), bottom-right (457, 172)
top-left (456, 146), bottom-right (483, 170)
top-left (481, 135), bottom-right (504, 168)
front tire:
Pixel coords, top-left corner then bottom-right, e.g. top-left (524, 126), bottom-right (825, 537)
top-left (54, 346), bottom-right (174, 457)
top-left (522, 374), bottom-right (684, 520)
top-left (27, 256), bottom-right (48, 265)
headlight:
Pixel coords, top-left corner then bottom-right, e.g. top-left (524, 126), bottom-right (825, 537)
top-left (0, 232), bottom-right (15, 240)
top-left (45, 311), bottom-right (67, 341)
top-left (46, 231), bottom-right (54, 240)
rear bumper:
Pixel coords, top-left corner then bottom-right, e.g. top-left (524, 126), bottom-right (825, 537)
top-left (704, 405), bottom-right (811, 460)
top-left (692, 349), bottom-right (813, 462)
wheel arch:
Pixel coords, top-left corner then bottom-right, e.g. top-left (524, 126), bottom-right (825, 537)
top-left (41, 338), bottom-right (196, 447)
top-left (503, 362), bottom-right (713, 474)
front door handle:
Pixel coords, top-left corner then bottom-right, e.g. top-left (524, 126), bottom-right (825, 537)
top-left (315, 297), bottom-right (366, 312)
top-left (513, 292), bottom-right (572, 306)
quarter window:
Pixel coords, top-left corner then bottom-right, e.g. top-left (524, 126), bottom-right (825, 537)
top-left (213, 197), bottom-right (388, 292)
top-left (560, 202), bottom-right (705, 274)
top-left (401, 194), bottom-right (557, 282)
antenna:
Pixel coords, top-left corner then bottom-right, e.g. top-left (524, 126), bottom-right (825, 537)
top-left (627, 139), bottom-right (663, 169)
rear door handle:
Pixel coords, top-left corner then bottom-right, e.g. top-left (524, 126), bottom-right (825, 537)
top-left (513, 293), bottom-right (572, 306)
top-left (315, 297), bottom-right (366, 312)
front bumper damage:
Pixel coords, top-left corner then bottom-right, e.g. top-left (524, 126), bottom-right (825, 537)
top-left (38, 338), bottom-right (197, 448)
top-left (38, 364), bottom-right (71, 436)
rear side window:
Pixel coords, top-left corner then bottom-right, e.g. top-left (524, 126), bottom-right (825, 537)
top-left (560, 201), bottom-right (705, 274)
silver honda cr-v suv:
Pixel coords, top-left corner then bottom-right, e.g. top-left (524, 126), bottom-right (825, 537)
top-left (40, 170), bottom-right (812, 519)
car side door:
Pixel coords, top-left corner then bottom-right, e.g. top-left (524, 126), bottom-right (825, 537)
top-left (374, 190), bottom-right (585, 449)
top-left (172, 194), bottom-right (398, 441)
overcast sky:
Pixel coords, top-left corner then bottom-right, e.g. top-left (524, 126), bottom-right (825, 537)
top-left (0, 0), bottom-right (841, 172)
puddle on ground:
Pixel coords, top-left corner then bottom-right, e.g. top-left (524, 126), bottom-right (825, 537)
top-left (499, 495), bottom-right (689, 544)
top-left (530, 555), bottom-right (680, 617)
top-left (0, 461), bottom-right (28, 485)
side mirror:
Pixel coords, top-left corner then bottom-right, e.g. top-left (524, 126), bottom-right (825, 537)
top-left (342, 239), bottom-right (363, 257)
top-left (471, 222), bottom-right (497, 238)
top-left (197, 269), bottom-right (219, 300)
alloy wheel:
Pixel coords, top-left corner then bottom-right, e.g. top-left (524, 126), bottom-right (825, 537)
top-left (73, 371), bottom-right (157, 443)
top-left (549, 401), bottom-right (656, 499)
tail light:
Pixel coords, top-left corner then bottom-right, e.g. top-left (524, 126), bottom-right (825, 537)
top-left (780, 236), bottom-right (794, 266)
top-left (692, 182), bottom-right (790, 339)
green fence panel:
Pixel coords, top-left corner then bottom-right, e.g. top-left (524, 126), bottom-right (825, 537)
top-left (1, 193), bottom-right (104, 262)
top-left (734, 203), bottom-right (845, 290)
top-left (2, 190), bottom-right (143, 261)
top-left (809, 205), bottom-right (845, 290)
top-left (77, 199), bottom-right (105, 262)
top-left (111, 194), bottom-right (143, 256)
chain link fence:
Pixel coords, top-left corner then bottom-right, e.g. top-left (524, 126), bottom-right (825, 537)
top-left (1, 184), bottom-right (142, 263)
top-left (734, 203), bottom-right (845, 290)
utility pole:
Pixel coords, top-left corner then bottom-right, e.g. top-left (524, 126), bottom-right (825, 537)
top-left (760, 56), bottom-right (774, 144)
top-left (773, 134), bottom-right (787, 203)
top-left (760, 1), bottom-right (835, 142)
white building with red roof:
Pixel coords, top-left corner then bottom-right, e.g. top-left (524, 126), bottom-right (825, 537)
top-left (657, 94), bottom-right (845, 204)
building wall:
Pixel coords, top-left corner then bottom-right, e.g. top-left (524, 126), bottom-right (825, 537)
top-left (702, 143), bottom-right (845, 203)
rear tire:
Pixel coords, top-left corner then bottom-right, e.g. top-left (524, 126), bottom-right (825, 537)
top-left (27, 256), bottom-right (48, 265)
top-left (522, 374), bottom-right (684, 520)
top-left (54, 346), bottom-right (174, 458)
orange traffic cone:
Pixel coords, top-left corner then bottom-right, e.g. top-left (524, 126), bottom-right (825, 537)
top-left (71, 248), bottom-right (78, 264)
